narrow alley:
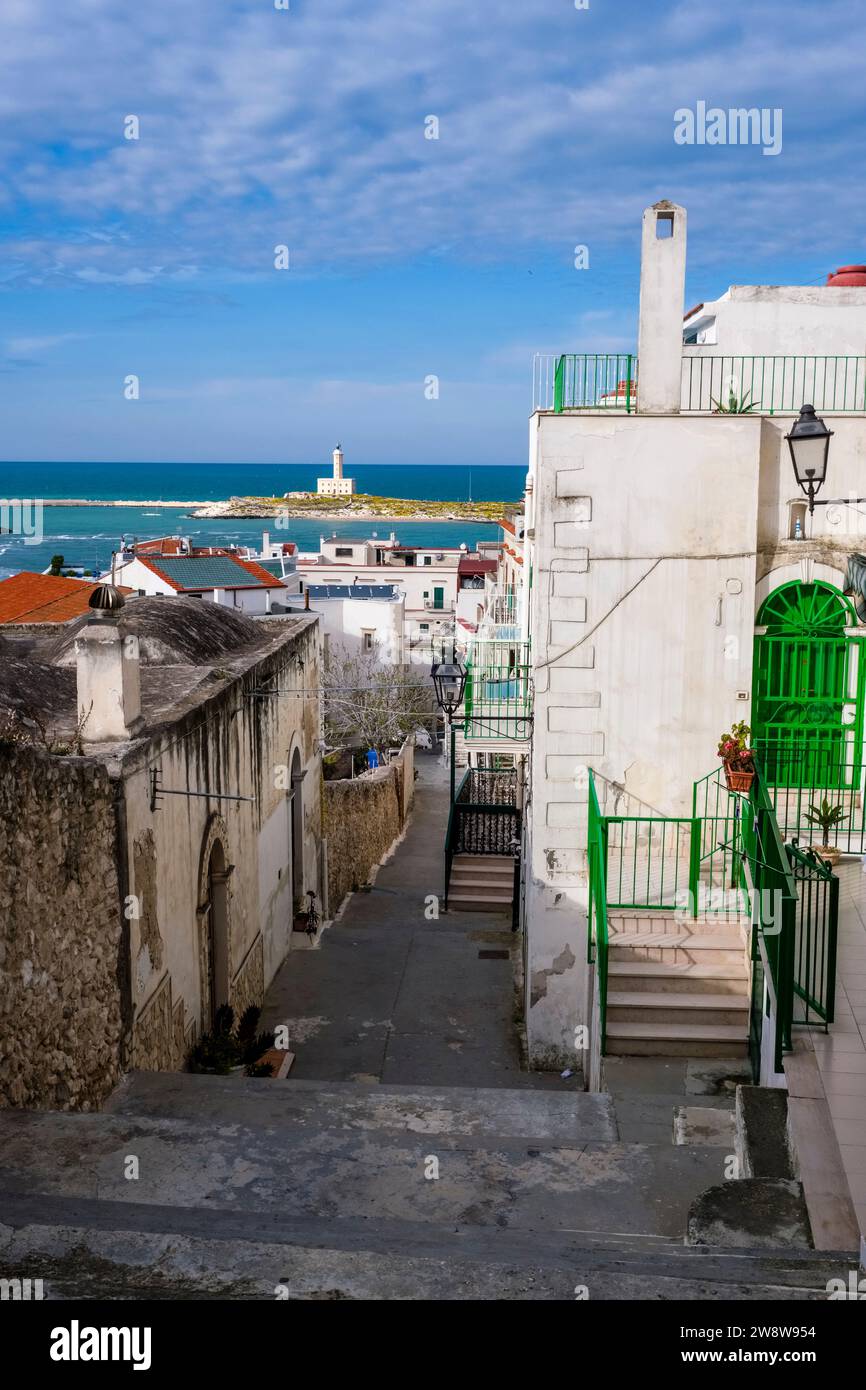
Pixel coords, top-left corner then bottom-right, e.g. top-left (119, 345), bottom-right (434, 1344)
top-left (262, 752), bottom-right (557, 1088)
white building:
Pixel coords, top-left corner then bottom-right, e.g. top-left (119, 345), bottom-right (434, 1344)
top-left (524, 200), bottom-right (866, 1104)
top-left (298, 533), bottom-right (477, 661)
top-left (284, 583), bottom-right (405, 664)
top-left (317, 443), bottom-right (356, 497)
top-left (108, 551), bottom-right (288, 616)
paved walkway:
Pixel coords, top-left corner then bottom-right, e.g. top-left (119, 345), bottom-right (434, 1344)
top-left (262, 752), bottom-right (559, 1089)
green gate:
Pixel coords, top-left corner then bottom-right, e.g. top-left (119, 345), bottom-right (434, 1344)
top-left (753, 580), bottom-right (863, 789)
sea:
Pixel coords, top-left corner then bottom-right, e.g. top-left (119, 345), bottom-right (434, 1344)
top-left (0, 463), bottom-right (526, 579)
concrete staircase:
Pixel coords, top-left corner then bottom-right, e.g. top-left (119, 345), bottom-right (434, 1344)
top-left (0, 1071), bottom-right (851, 1300)
top-left (447, 853), bottom-right (514, 913)
top-left (606, 910), bottom-right (751, 1057)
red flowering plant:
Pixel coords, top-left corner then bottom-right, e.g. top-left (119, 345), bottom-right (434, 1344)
top-left (717, 720), bottom-right (754, 773)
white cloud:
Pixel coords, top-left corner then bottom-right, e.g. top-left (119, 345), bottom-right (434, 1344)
top-left (0, 0), bottom-right (863, 281)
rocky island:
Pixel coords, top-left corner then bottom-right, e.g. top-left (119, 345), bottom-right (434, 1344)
top-left (189, 492), bottom-right (513, 523)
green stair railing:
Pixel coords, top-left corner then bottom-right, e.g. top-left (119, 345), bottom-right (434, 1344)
top-left (741, 755), bottom-right (799, 1074)
top-left (587, 773), bottom-right (610, 1054)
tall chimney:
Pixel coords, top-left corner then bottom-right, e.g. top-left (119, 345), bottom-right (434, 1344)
top-left (76, 587), bottom-right (143, 743)
top-left (636, 201), bottom-right (687, 413)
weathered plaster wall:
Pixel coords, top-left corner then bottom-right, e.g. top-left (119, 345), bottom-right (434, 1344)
top-left (0, 744), bottom-right (125, 1110)
top-left (122, 619), bottom-right (323, 1066)
top-left (525, 411), bottom-right (761, 1067)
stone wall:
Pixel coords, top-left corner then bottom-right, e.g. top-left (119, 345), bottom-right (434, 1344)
top-left (130, 973), bottom-right (188, 1073)
top-left (323, 751), bottom-right (411, 916)
top-left (0, 744), bottom-right (125, 1110)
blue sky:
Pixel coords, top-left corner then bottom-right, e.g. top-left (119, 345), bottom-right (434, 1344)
top-left (1, 0), bottom-right (864, 467)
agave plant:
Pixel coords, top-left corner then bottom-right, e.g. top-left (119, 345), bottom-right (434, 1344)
top-left (190, 1003), bottom-right (276, 1075)
top-left (711, 387), bottom-right (761, 414)
top-left (804, 797), bottom-right (847, 848)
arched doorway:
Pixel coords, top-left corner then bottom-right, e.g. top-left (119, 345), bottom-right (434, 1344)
top-left (753, 580), bottom-right (863, 788)
top-left (203, 839), bottom-right (230, 1029)
top-left (289, 748), bottom-right (304, 911)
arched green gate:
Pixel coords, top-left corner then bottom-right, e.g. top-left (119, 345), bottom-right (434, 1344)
top-left (753, 580), bottom-right (864, 790)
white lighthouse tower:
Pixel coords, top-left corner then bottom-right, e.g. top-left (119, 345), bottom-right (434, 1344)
top-left (317, 441), bottom-right (356, 497)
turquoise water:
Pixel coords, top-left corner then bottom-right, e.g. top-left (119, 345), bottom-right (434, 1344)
top-left (0, 463), bottom-right (525, 577)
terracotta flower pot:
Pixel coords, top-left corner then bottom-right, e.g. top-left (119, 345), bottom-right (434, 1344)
top-left (723, 760), bottom-right (755, 793)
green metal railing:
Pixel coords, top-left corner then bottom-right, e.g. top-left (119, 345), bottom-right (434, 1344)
top-left (553, 354), bottom-right (636, 413)
top-left (692, 765), bottom-right (749, 916)
top-left (533, 351), bottom-right (866, 414)
top-left (463, 639), bottom-right (532, 742)
top-left (602, 814), bottom-right (701, 911)
top-left (587, 760), bottom-right (840, 1072)
top-left (681, 354), bottom-right (866, 414)
top-left (741, 757), bottom-right (799, 1074)
top-left (587, 773), bottom-right (610, 1053)
top-left (757, 736), bottom-right (866, 853)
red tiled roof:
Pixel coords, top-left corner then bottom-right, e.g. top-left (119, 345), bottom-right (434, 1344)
top-left (0, 572), bottom-right (133, 624)
top-left (458, 556), bottom-right (497, 576)
top-left (134, 536), bottom-right (189, 555)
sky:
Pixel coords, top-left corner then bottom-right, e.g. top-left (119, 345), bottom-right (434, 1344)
top-left (1, 0), bottom-right (865, 467)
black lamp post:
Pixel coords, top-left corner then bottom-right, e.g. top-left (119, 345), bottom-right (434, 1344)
top-left (431, 647), bottom-right (467, 803)
top-left (787, 404), bottom-right (833, 513)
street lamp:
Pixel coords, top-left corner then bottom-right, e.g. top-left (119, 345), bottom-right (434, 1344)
top-left (787, 404), bottom-right (833, 513)
top-left (431, 650), bottom-right (467, 718)
top-left (431, 647), bottom-right (467, 802)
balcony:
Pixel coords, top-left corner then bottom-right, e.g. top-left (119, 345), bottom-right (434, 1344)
top-left (532, 352), bottom-right (866, 414)
top-left (462, 638), bottom-right (532, 744)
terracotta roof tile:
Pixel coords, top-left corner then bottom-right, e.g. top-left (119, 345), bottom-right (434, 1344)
top-left (0, 572), bottom-right (133, 624)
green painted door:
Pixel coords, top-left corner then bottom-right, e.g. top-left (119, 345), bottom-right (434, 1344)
top-left (753, 581), bottom-right (862, 788)
top-left (433, 585), bottom-right (444, 611)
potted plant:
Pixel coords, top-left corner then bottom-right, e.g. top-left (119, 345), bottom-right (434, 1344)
top-left (804, 798), bottom-right (847, 865)
top-left (189, 1004), bottom-right (276, 1076)
top-left (718, 720), bottom-right (755, 792)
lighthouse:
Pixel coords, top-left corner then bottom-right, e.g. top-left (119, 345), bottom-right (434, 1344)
top-left (317, 442), bottom-right (356, 497)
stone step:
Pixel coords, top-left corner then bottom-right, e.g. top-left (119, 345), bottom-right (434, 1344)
top-left (450, 863), bottom-right (515, 879)
top-left (452, 855), bottom-right (514, 872)
top-left (608, 912), bottom-right (748, 938)
top-left (0, 1194), bottom-right (850, 1301)
top-left (608, 961), bottom-right (749, 995)
top-left (605, 1021), bottom-right (749, 1058)
top-left (607, 991), bottom-right (750, 1029)
top-left (449, 875), bottom-right (515, 891)
top-left (447, 891), bottom-right (513, 911)
top-left (0, 1085), bottom-right (727, 1237)
top-left (102, 1073), bottom-right (609, 1143)
top-left (608, 932), bottom-right (747, 966)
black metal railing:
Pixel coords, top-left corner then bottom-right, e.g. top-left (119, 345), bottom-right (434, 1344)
top-left (444, 767), bottom-right (521, 926)
top-left (787, 841), bottom-right (839, 1029)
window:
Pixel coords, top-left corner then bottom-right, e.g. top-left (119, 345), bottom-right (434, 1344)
top-left (362, 630), bottom-right (375, 654)
top-left (419, 622), bottom-right (429, 631)
top-left (423, 556), bottom-right (432, 566)
top-left (335, 547), bottom-right (353, 558)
